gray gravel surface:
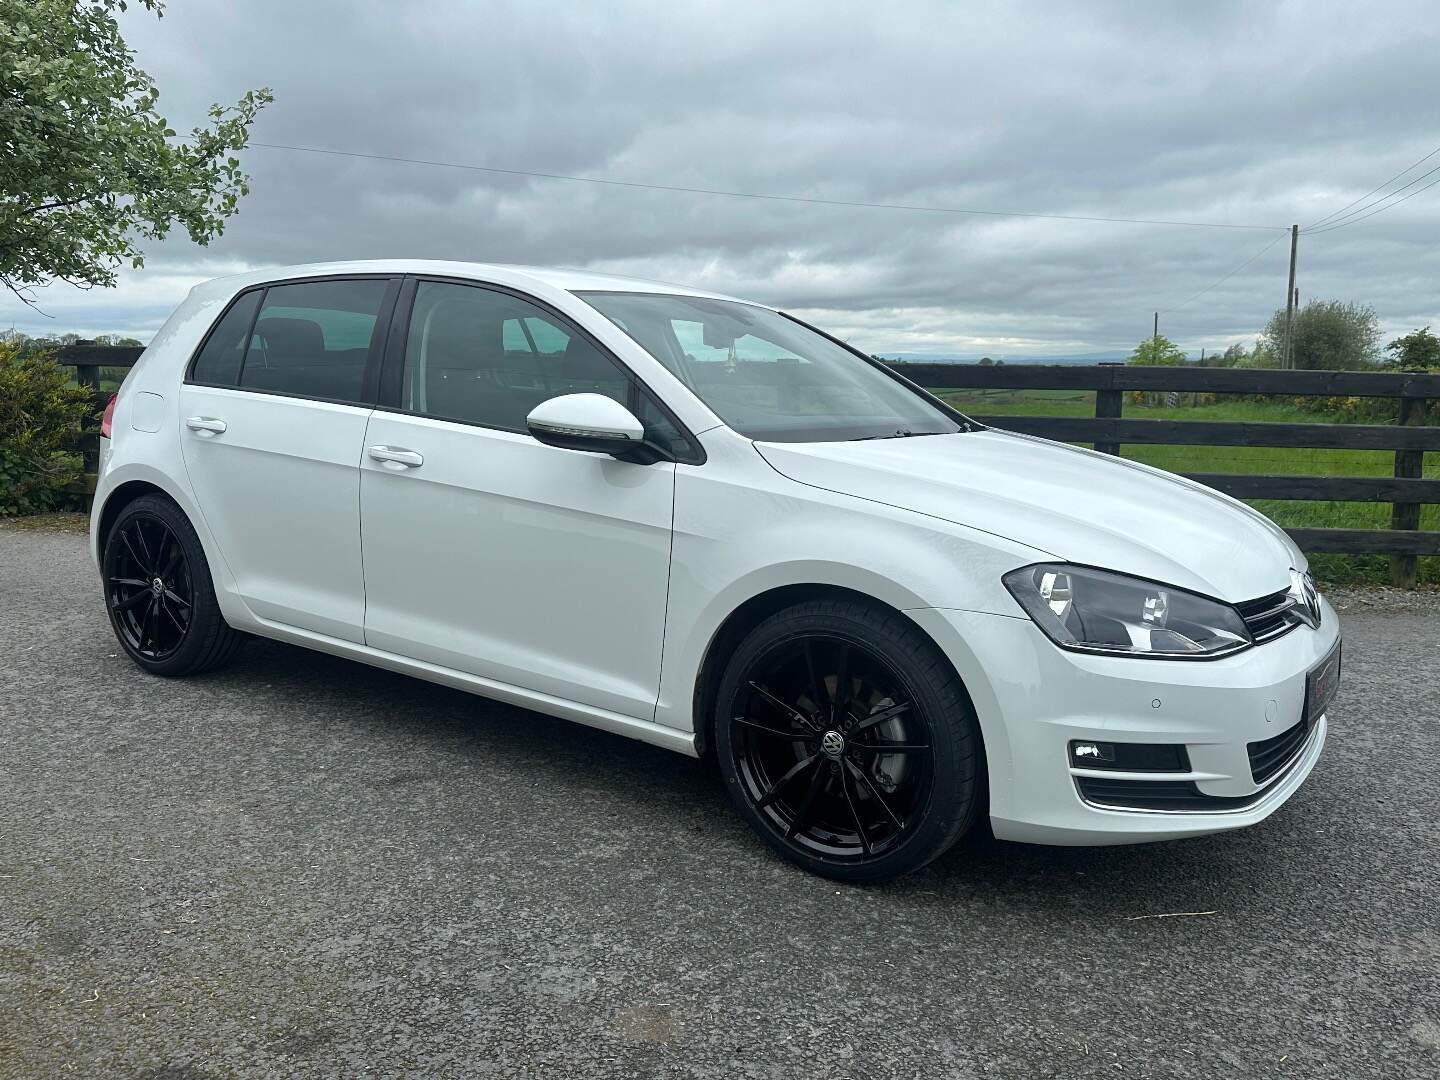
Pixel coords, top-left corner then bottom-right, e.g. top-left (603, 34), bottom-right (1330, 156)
top-left (2, 526), bottom-right (1437, 1079)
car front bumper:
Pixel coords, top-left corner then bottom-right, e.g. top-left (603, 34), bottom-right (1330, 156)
top-left (908, 595), bottom-right (1340, 846)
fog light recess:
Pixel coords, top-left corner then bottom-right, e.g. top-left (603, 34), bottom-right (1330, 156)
top-left (1068, 740), bottom-right (1190, 772)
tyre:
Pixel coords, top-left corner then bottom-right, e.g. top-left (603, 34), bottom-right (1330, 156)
top-left (102, 493), bottom-right (244, 676)
top-left (714, 599), bottom-right (981, 882)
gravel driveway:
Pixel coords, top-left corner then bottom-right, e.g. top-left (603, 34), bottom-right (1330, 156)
top-left (2, 523), bottom-right (1437, 1079)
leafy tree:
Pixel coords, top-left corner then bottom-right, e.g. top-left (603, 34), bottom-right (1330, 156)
top-left (1247, 341), bottom-right (1279, 368)
top-left (1209, 343), bottom-right (1250, 368)
top-left (0, 0), bottom-right (272, 303)
top-left (1383, 327), bottom-right (1440, 372)
top-left (1127, 334), bottom-right (1186, 366)
top-left (1261, 300), bottom-right (1380, 370)
top-left (978, 356), bottom-right (994, 366)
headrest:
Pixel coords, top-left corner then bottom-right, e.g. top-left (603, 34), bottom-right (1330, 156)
top-left (255, 317), bottom-right (324, 358)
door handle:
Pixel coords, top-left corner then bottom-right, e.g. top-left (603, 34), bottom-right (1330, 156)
top-left (368, 445), bottom-right (424, 469)
top-left (185, 416), bottom-right (227, 435)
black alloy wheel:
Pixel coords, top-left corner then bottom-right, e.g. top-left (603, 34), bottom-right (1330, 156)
top-left (106, 512), bottom-right (193, 662)
top-left (103, 494), bottom-right (244, 675)
top-left (715, 600), bottom-right (981, 882)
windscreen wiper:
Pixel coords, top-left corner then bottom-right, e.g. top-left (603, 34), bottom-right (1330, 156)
top-left (850, 429), bottom-right (945, 441)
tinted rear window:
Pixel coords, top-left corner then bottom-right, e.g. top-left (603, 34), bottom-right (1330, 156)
top-left (190, 279), bottom-right (389, 402)
top-left (238, 280), bottom-right (388, 401)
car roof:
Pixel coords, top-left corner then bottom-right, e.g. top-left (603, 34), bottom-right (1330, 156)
top-left (190, 260), bottom-right (761, 307)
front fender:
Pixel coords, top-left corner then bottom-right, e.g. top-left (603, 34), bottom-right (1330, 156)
top-left (653, 433), bottom-right (1045, 736)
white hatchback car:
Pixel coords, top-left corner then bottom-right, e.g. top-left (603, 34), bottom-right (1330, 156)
top-left (92, 261), bottom-right (1341, 881)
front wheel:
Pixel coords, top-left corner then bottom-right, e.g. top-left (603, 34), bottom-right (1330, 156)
top-left (102, 493), bottom-right (244, 676)
top-left (714, 600), bottom-right (982, 882)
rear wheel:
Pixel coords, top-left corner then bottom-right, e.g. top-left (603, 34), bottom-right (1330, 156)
top-left (103, 494), bottom-right (243, 676)
top-left (714, 599), bottom-right (981, 882)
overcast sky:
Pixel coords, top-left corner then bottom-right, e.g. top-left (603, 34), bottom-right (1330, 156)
top-left (5, 0), bottom-right (1440, 358)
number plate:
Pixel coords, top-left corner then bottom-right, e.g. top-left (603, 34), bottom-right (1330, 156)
top-left (1304, 639), bottom-right (1342, 727)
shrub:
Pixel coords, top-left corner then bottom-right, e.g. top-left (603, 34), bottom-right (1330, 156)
top-left (0, 342), bottom-right (96, 515)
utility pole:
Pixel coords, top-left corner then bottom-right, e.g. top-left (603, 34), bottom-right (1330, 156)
top-left (1152, 311), bottom-right (1159, 349)
top-left (1282, 224), bottom-right (1299, 368)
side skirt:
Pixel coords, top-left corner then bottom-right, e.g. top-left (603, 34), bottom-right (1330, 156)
top-left (243, 615), bottom-right (701, 758)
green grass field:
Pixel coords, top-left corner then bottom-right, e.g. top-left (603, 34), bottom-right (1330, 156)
top-left (936, 389), bottom-right (1437, 586)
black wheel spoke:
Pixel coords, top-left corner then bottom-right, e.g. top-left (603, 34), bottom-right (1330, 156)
top-left (132, 521), bottom-right (157, 572)
top-left (114, 589), bottom-right (150, 613)
top-left (163, 588), bottom-right (190, 609)
top-left (160, 541), bottom-right (183, 579)
top-left (748, 681), bottom-right (817, 731)
top-left (120, 529), bottom-right (153, 575)
top-left (756, 753), bottom-right (820, 809)
top-left (785, 759), bottom-right (829, 840)
top-left (138, 599), bottom-right (157, 655)
top-left (844, 759), bottom-right (906, 832)
top-left (735, 716), bottom-right (812, 743)
top-left (160, 599), bottom-right (187, 634)
top-left (850, 701), bottom-right (911, 736)
top-left (838, 762), bottom-right (873, 856)
top-left (109, 577), bottom-right (149, 589)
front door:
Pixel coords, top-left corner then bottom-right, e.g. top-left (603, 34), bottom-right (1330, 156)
top-left (358, 279), bottom-right (679, 719)
top-left (178, 277), bottom-right (396, 642)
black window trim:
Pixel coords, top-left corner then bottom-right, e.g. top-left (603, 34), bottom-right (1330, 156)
top-left (373, 274), bottom-right (706, 466)
top-left (183, 272), bottom-right (402, 410)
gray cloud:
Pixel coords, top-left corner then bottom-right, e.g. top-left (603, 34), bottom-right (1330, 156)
top-left (5, 0), bottom-right (1439, 358)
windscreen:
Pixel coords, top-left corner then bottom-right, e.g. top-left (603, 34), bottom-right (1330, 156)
top-left (577, 292), bottom-right (966, 442)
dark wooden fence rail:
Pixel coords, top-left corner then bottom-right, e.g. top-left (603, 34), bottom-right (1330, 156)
top-left (55, 345), bottom-right (145, 486)
top-left (54, 347), bottom-right (1440, 585)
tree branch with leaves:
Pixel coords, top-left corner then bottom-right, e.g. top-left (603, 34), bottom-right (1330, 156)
top-left (0, 0), bottom-right (272, 304)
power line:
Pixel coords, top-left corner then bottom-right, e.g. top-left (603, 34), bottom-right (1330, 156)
top-left (216, 138), bottom-right (1288, 232)
top-left (1304, 158), bottom-right (1440, 233)
top-left (1306, 168), bottom-right (1440, 234)
top-left (1304, 142), bottom-right (1440, 229)
top-left (1158, 231), bottom-right (1289, 315)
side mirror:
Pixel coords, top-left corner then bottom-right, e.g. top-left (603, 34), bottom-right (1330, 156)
top-left (526, 393), bottom-right (648, 460)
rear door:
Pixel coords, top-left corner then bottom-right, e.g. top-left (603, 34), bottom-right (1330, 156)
top-left (358, 278), bottom-right (693, 718)
top-left (178, 276), bottom-right (398, 642)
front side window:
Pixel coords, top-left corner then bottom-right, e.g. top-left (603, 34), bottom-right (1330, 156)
top-left (578, 292), bottom-right (965, 442)
top-left (400, 281), bottom-right (692, 458)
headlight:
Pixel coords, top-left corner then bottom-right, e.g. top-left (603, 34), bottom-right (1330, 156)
top-left (1002, 563), bottom-right (1251, 659)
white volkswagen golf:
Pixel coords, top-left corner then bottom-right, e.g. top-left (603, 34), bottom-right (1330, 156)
top-left (92, 261), bottom-right (1341, 881)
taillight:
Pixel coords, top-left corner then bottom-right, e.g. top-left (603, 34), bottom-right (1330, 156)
top-left (100, 394), bottom-right (117, 439)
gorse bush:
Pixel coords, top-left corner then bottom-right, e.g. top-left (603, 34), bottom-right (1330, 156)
top-left (0, 341), bottom-right (95, 515)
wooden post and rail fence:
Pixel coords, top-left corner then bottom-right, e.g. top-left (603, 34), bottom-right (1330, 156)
top-left (55, 346), bottom-right (1440, 587)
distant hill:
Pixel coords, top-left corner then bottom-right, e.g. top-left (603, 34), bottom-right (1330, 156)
top-left (878, 351), bottom-right (1129, 365)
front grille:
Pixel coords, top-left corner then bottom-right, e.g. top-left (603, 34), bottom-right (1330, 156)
top-left (1248, 719), bottom-right (1309, 784)
top-left (1236, 587), bottom-right (1299, 645)
top-left (1075, 776), bottom-right (1262, 812)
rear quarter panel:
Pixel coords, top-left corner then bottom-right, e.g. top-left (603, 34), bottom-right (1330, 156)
top-left (90, 282), bottom-right (253, 628)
